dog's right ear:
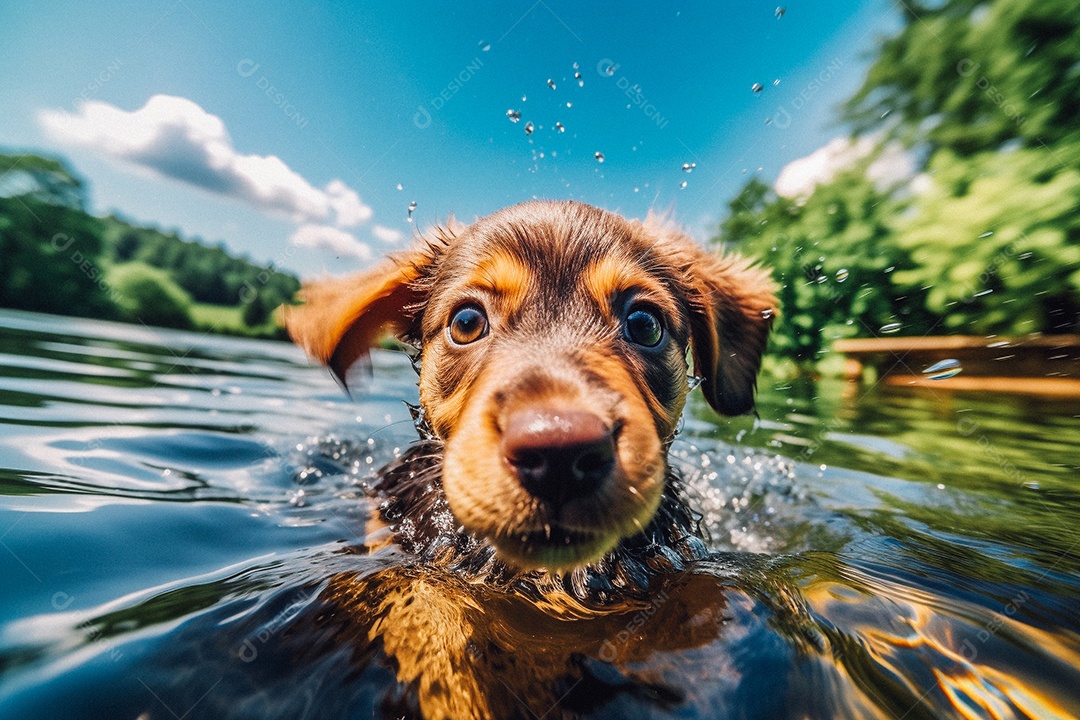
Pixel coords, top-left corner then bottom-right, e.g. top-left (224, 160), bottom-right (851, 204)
top-left (281, 248), bottom-right (435, 388)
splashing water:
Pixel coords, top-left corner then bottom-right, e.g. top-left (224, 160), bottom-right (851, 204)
top-left (922, 358), bottom-right (963, 380)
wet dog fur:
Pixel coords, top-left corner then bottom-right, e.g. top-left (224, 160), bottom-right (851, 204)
top-left (285, 200), bottom-right (775, 578)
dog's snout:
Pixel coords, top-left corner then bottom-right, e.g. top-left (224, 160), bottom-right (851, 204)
top-left (502, 409), bottom-right (615, 505)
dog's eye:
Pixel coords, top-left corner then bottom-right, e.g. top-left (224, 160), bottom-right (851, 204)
top-left (447, 304), bottom-right (489, 345)
top-left (624, 307), bottom-right (664, 347)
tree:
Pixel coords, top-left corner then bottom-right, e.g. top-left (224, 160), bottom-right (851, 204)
top-left (892, 147), bottom-right (1080, 334)
top-left (717, 171), bottom-right (935, 365)
top-left (844, 0), bottom-right (1080, 155)
top-left (0, 196), bottom-right (117, 319)
top-left (715, 0), bottom-right (1080, 367)
top-left (241, 292), bottom-right (271, 327)
top-left (0, 153), bottom-right (87, 210)
top-left (108, 263), bottom-right (194, 330)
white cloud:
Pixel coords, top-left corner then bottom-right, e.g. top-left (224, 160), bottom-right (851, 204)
top-left (39, 94), bottom-right (371, 229)
top-left (371, 224), bottom-right (405, 244)
top-left (326, 179), bottom-right (372, 227)
top-left (289, 224), bottom-right (372, 260)
top-left (775, 135), bottom-right (916, 199)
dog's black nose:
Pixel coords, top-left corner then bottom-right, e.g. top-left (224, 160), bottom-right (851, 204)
top-left (502, 409), bottom-right (615, 505)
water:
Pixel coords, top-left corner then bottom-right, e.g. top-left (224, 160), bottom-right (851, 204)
top-left (0, 309), bottom-right (1078, 719)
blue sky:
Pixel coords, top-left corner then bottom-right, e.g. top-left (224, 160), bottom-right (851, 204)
top-left (0, 1), bottom-right (900, 278)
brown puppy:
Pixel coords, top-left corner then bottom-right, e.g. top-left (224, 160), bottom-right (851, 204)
top-left (285, 200), bottom-right (775, 573)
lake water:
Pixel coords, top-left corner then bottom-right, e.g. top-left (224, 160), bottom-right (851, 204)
top-left (1, 308), bottom-right (1078, 719)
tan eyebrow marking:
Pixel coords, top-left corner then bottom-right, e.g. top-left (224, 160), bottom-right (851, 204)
top-left (583, 255), bottom-right (671, 315)
top-left (463, 250), bottom-right (530, 312)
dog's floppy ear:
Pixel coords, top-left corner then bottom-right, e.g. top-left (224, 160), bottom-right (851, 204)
top-left (646, 216), bottom-right (777, 416)
top-left (281, 248), bottom-right (435, 387)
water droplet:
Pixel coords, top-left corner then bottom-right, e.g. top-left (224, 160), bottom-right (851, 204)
top-left (752, 82), bottom-right (764, 94)
top-left (633, 187), bottom-right (639, 192)
top-left (572, 62), bottom-right (579, 70)
top-left (478, 40), bottom-right (491, 52)
top-left (764, 117), bottom-right (773, 125)
top-left (521, 94), bottom-right (527, 102)
top-left (880, 322), bottom-right (902, 334)
top-left (761, 308), bottom-right (774, 319)
top-left (773, 78), bottom-right (781, 86)
top-left (602, 62), bottom-right (616, 76)
top-left (594, 151), bottom-right (605, 163)
top-left (682, 162), bottom-right (696, 173)
top-left (978, 231), bottom-right (994, 238)
top-left (547, 78), bottom-right (556, 90)
top-left (395, 183), bottom-right (403, 191)
top-left (407, 201), bottom-right (417, 222)
top-left (922, 358), bottom-right (962, 380)
top-left (884, 265), bottom-right (895, 273)
top-left (555, 121), bottom-right (565, 133)
top-left (679, 180), bottom-right (688, 189)
top-left (835, 268), bottom-right (849, 282)
top-left (566, 101), bottom-right (572, 108)
top-left (506, 109), bottom-right (521, 123)
top-left (775, 6), bottom-right (786, 18)
top-left (524, 121), bottom-right (534, 135)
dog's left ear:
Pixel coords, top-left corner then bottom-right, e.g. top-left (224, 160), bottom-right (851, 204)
top-left (281, 247), bottom-right (436, 388)
top-left (645, 217), bottom-right (777, 416)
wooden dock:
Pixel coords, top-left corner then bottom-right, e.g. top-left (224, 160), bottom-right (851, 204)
top-left (832, 334), bottom-right (1080, 397)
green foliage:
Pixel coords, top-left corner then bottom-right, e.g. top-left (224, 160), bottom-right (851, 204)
top-left (107, 263), bottom-right (194, 330)
top-left (719, 0), bottom-right (1080, 366)
top-left (893, 147), bottom-right (1080, 334)
top-left (1, 150), bottom-right (300, 337)
top-left (98, 216), bottom-right (300, 312)
top-left (0, 153), bottom-right (86, 210)
top-left (845, 0), bottom-right (1080, 155)
top-left (241, 292), bottom-right (272, 327)
top-left (719, 174), bottom-right (935, 364)
top-left (0, 196), bottom-right (117, 319)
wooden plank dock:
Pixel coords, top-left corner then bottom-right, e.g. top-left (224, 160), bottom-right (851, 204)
top-left (832, 335), bottom-right (1080, 397)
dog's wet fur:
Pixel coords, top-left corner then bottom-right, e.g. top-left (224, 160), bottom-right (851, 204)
top-left (286, 200), bottom-right (775, 582)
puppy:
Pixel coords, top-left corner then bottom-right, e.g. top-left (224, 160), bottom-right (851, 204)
top-left (285, 200), bottom-right (775, 576)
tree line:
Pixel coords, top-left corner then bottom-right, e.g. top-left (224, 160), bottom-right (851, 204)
top-left (0, 152), bottom-right (300, 336)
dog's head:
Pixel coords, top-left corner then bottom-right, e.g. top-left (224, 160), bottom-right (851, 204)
top-left (285, 201), bottom-right (775, 571)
